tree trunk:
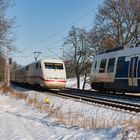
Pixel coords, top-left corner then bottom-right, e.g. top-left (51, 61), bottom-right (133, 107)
top-left (82, 74), bottom-right (87, 90)
top-left (76, 75), bottom-right (80, 89)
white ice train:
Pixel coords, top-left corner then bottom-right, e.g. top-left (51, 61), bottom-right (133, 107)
top-left (90, 44), bottom-right (140, 93)
top-left (14, 58), bottom-right (66, 89)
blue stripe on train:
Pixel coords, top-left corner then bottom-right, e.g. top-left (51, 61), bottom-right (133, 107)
top-left (112, 79), bottom-right (140, 92)
top-left (113, 79), bottom-right (128, 89)
top-left (115, 59), bottom-right (140, 78)
top-left (138, 61), bottom-right (140, 77)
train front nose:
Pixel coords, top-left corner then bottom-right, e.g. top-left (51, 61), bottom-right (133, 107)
top-left (45, 79), bottom-right (66, 89)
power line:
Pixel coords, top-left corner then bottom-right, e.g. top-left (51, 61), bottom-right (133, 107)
top-left (12, 56), bottom-right (30, 57)
top-left (12, 23), bottom-right (93, 60)
top-left (39, 39), bottom-right (62, 51)
top-left (28, 9), bottom-right (95, 57)
top-left (32, 23), bottom-right (93, 59)
top-left (46, 47), bottom-right (61, 59)
top-left (32, 9), bottom-right (95, 48)
top-left (15, 8), bottom-right (95, 61)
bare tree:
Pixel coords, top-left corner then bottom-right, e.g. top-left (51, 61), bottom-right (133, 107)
top-left (0, 55), bottom-right (5, 81)
top-left (92, 0), bottom-right (140, 50)
top-left (64, 26), bottom-right (92, 89)
top-left (0, 0), bottom-right (15, 49)
top-left (0, 0), bottom-right (15, 83)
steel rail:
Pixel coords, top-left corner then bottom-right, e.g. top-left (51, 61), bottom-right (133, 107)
top-left (58, 88), bottom-right (140, 113)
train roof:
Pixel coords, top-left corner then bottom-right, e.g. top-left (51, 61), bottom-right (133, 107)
top-left (40, 58), bottom-right (64, 63)
top-left (15, 58), bottom-right (64, 71)
top-left (94, 44), bottom-right (140, 60)
top-left (97, 44), bottom-right (140, 55)
top-left (24, 58), bottom-right (64, 66)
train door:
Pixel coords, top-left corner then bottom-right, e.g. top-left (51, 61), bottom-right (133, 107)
top-left (128, 56), bottom-right (138, 86)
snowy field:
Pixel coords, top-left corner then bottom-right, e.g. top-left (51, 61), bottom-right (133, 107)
top-left (0, 94), bottom-right (122, 140)
top-left (66, 77), bottom-right (91, 90)
top-left (0, 79), bottom-right (140, 139)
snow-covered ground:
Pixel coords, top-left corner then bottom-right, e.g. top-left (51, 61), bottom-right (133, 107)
top-left (66, 77), bottom-right (91, 90)
top-left (0, 94), bottom-right (122, 140)
top-left (0, 79), bottom-right (140, 140)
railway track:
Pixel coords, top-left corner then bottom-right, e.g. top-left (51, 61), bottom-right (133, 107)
top-left (55, 88), bottom-right (140, 113)
top-left (11, 83), bottom-right (140, 113)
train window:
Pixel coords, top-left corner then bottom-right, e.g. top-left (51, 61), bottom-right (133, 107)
top-left (36, 63), bottom-right (38, 69)
top-left (26, 66), bottom-right (29, 71)
top-left (45, 64), bottom-right (55, 69)
top-left (107, 58), bottom-right (115, 73)
top-left (56, 65), bottom-right (63, 70)
top-left (116, 57), bottom-right (125, 71)
top-left (99, 59), bottom-right (107, 73)
top-left (136, 42), bottom-right (140, 47)
top-left (36, 63), bottom-right (40, 69)
top-left (44, 63), bottom-right (63, 70)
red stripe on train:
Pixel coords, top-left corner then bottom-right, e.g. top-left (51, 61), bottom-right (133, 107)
top-left (24, 76), bottom-right (66, 82)
top-left (45, 80), bottom-right (66, 83)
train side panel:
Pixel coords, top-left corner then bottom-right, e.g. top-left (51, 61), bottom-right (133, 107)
top-left (90, 45), bottom-right (140, 93)
top-left (14, 58), bottom-right (66, 90)
top-left (24, 62), bottom-right (43, 86)
top-left (14, 67), bottom-right (25, 83)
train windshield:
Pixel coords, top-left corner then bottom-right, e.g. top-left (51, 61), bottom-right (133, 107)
top-left (44, 63), bottom-right (64, 70)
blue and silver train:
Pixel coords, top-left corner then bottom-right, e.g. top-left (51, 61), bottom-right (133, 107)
top-left (90, 44), bottom-right (140, 93)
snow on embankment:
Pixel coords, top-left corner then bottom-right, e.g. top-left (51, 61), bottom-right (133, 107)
top-left (66, 77), bottom-right (91, 90)
top-left (0, 83), bottom-right (140, 139)
top-left (0, 94), bottom-right (123, 140)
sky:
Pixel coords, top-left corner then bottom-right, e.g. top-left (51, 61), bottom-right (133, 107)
top-left (8, 0), bottom-right (104, 65)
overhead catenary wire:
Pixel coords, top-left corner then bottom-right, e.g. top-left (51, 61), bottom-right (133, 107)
top-left (32, 9), bottom-right (95, 48)
top-left (37, 23), bottom-right (94, 59)
top-left (15, 8), bottom-right (96, 60)
top-left (13, 23), bottom-right (93, 60)
top-left (31, 9), bottom-right (95, 53)
top-left (37, 25), bottom-right (94, 60)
